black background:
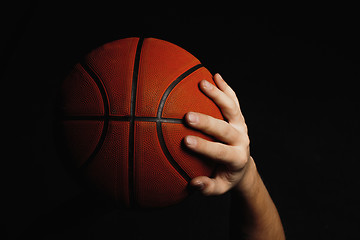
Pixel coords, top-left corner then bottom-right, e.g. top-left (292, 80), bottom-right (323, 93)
top-left (3, 2), bottom-right (360, 240)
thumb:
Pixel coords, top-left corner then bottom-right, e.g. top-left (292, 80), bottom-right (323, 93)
top-left (190, 176), bottom-right (228, 196)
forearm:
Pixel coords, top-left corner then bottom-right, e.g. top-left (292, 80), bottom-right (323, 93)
top-left (230, 157), bottom-right (285, 240)
top-left (183, 74), bottom-right (284, 239)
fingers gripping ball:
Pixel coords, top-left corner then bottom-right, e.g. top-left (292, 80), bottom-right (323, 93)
top-left (57, 38), bottom-right (223, 208)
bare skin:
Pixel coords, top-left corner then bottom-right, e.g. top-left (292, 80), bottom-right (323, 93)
top-left (184, 74), bottom-right (285, 240)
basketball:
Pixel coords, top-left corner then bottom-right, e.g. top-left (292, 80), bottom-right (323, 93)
top-left (57, 37), bottom-right (223, 208)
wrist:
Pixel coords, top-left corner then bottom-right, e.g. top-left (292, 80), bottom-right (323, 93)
top-left (234, 157), bottom-right (260, 197)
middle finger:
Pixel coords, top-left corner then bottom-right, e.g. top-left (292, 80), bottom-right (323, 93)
top-left (185, 112), bottom-right (241, 145)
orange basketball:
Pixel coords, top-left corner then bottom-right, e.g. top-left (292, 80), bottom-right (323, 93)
top-left (57, 37), bottom-right (223, 208)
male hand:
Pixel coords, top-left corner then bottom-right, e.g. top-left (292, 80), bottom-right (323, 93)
top-left (184, 73), bottom-right (255, 196)
top-left (184, 74), bottom-right (285, 239)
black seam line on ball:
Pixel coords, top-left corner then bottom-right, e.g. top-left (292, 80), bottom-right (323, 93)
top-left (61, 115), bottom-right (183, 124)
top-left (135, 117), bottom-right (183, 123)
top-left (156, 63), bottom-right (203, 183)
top-left (129, 37), bottom-right (144, 208)
top-left (79, 62), bottom-right (110, 171)
top-left (157, 64), bottom-right (203, 119)
top-left (156, 121), bottom-right (191, 183)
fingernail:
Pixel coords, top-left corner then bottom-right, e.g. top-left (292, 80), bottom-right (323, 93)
top-left (193, 181), bottom-right (205, 190)
top-left (202, 80), bottom-right (213, 90)
top-left (185, 136), bottom-right (197, 146)
top-left (187, 112), bottom-right (198, 124)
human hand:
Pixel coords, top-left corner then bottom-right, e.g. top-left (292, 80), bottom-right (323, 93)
top-left (184, 75), bottom-right (286, 239)
top-left (184, 73), bottom-right (255, 196)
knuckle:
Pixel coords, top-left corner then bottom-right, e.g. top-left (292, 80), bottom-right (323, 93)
top-left (228, 99), bottom-right (237, 111)
top-left (229, 101), bottom-right (241, 117)
top-left (244, 136), bottom-right (250, 146)
top-left (242, 122), bottom-right (248, 133)
top-left (232, 123), bottom-right (249, 142)
top-left (206, 114), bottom-right (215, 128)
top-left (200, 114), bottom-right (214, 131)
top-left (213, 144), bottom-right (228, 161)
top-left (233, 108), bottom-right (242, 119)
top-left (223, 103), bottom-right (237, 117)
top-left (216, 183), bottom-right (229, 195)
top-left (240, 133), bottom-right (250, 148)
top-left (228, 87), bottom-right (237, 98)
top-left (231, 148), bottom-right (249, 169)
top-left (233, 132), bottom-right (244, 145)
top-left (202, 179), bottom-right (216, 196)
top-left (235, 122), bottom-right (248, 134)
top-left (222, 123), bottom-right (234, 138)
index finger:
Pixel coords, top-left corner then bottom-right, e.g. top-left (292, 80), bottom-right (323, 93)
top-left (199, 78), bottom-right (244, 125)
top-left (213, 73), bottom-right (240, 110)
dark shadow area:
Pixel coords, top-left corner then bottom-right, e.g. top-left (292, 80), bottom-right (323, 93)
top-left (4, 2), bottom-right (360, 239)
